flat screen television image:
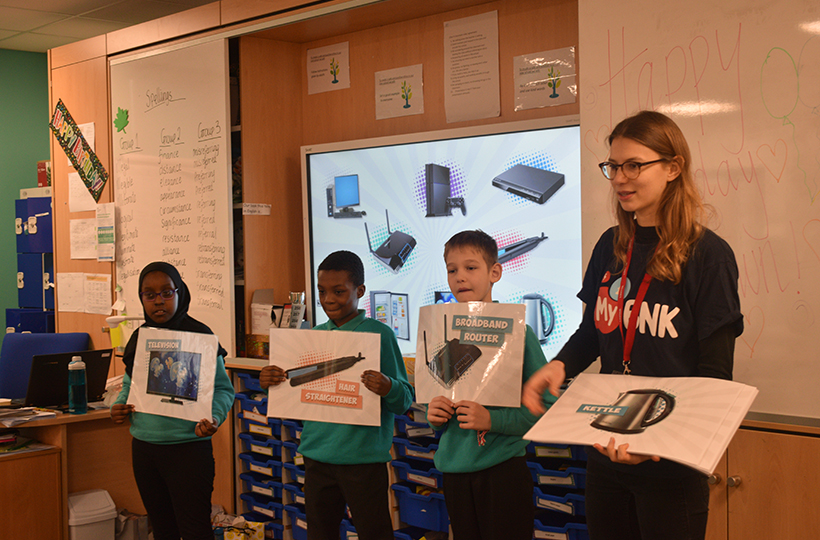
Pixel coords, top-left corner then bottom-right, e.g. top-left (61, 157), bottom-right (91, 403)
top-left (302, 116), bottom-right (583, 357)
top-left (146, 350), bottom-right (202, 404)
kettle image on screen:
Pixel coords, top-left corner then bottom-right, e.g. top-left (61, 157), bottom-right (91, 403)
top-left (590, 389), bottom-right (675, 434)
top-left (522, 293), bottom-right (555, 344)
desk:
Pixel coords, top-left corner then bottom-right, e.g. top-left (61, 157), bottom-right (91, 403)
top-left (9, 408), bottom-right (234, 540)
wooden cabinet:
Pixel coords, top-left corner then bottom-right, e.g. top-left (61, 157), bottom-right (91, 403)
top-left (0, 447), bottom-right (61, 540)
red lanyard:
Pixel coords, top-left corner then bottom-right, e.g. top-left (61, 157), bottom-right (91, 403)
top-left (616, 236), bottom-right (653, 374)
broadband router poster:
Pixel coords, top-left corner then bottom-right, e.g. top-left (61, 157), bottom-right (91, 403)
top-left (415, 303), bottom-right (526, 407)
top-left (304, 120), bottom-right (582, 358)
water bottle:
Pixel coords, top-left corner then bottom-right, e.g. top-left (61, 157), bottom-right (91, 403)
top-left (68, 356), bottom-right (88, 414)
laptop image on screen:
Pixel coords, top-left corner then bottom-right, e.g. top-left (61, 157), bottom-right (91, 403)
top-left (23, 349), bottom-right (113, 409)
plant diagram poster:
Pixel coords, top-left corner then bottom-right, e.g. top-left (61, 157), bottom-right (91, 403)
top-left (267, 329), bottom-right (381, 426)
top-left (414, 302), bottom-right (526, 407)
top-left (524, 373), bottom-right (758, 475)
top-left (128, 327), bottom-right (218, 422)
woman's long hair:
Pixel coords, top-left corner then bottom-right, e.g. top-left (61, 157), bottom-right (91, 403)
top-left (608, 110), bottom-right (704, 283)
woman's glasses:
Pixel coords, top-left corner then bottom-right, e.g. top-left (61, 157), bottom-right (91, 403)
top-left (140, 288), bottom-right (178, 301)
top-left (598, 158), bottom-right (667, 180)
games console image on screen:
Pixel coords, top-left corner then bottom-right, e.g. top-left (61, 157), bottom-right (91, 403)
top-left (147, 351), bottom-right (202, 405)
top-left (364, 209), bottom-right (416, 273)
top-left (492, 164), bottom-right (565, 204)
top-left (425, 163), bottom-right (451, 217)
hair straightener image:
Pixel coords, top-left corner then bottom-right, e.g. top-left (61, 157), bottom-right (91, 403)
top-left (364, 209), bottom-right (417, 273)
top-left (424, 315), bottom-right (482, 388)
top-left (497, 232), bottom-right (548, 264)
top-left (285, 353), bottom-right (365, 386)
top-left (590, 389), bottom-right (675, 434)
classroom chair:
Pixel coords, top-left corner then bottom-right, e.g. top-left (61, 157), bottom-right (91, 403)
top-left (0, 332), bottom-right (90, 400)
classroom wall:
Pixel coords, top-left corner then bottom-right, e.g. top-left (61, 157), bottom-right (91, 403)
top-left (0, 50), bottom-right (50, 329)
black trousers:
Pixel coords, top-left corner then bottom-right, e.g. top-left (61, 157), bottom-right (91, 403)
top-left (442, 456), bottom-right (534, 540)
top-left (303, 457), bottom-right (394, 540)
top-left (584, 457), bottom-right (710, 540)
top-left (131, 438), bottom-right (215, 540)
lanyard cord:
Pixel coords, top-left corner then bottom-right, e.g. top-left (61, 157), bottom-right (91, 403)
top-left (617, 236), bottom-right (653, 374)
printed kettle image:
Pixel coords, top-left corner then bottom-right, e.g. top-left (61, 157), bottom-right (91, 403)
top-left (590, 389), bottom-right (675, 434)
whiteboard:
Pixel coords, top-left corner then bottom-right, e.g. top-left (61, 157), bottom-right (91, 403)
top-left (580, 0), bottom-right (820, 417)
top-left (110, 39), bottom-right (235, 356)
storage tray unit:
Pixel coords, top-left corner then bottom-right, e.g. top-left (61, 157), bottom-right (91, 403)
top-left (390, 482), bottom-right (449, 533)
top-left (392, 436), bottom-right (438, 461)
top-left (391, 458), bottom-right (443, 489)
top-left (527, 459), bottom-right (588, 489)
top-left (534, 510), bottom-right (589, 540)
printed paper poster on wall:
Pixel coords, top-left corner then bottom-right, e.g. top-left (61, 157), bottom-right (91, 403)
top-left (307, 42), bottom-right (350, 94)
top-left (375, 64), bottom-right (424, 120)
top-left (414, 302), bottom-right (526, 407)
top-left (266, 329), bottom-right (381, 426)
top-left (127, 327), bottom-right (219, 422)
top-left (514, 47), bottom-right (577, 111)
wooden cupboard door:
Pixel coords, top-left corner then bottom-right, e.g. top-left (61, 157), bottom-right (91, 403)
top-left (0, 449), bottom-right (62, 540)
top-left (727, 429), bottom-right (820, 538)
top-left (705, 452), bottom-right (728, 540)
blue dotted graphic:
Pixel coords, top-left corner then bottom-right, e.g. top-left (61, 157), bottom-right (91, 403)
top-left (503, 152), bottom-right (558, 207)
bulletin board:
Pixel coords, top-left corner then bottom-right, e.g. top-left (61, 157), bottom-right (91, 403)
top-left (109, 38), bottom-right (235, 356)
top-left (579, 0), bottom-right (820, 418)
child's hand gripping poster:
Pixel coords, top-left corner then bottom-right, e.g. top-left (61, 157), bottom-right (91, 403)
top-left (414, 303), bottom-right (526, 407)
top-left (267, 328), bottom-right (381, 426)
top-left (128, 327), bottom-right (219, 422)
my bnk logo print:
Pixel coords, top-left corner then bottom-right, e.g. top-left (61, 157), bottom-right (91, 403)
top-left (594, 272), bottom-right (680, 338)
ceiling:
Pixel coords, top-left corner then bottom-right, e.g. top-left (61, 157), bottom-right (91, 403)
top-left (0, 0), bottom-right (215, 53)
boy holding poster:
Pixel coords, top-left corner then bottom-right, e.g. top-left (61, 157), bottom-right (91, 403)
top-left (260, 250), bottom-right (413, 540)
top-left (426, 230), bottom-right (556, 540)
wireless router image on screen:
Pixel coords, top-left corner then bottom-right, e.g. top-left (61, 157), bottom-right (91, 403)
top-left (424, 314), bottom-right (482, 388)
top-left (492, 164), bottom-right (565, 204)
top-left (364, 209), bottom-right (417, 273)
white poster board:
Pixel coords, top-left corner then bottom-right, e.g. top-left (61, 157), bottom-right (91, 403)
top-left (414, 302), bottom-right (526, 407)
top-left (524, 373), bottom-right (758, 475)
top-left (127, 327), bottom-right (219, 422)
top-left (266, 329), bottom-right (381, 426)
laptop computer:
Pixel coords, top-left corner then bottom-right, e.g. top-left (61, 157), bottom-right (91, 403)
top-left (22, 349), bottom-right (113, 409)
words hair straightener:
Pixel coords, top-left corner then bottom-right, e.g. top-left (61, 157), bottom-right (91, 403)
top-left (286, 353), bottom-right (365, 386)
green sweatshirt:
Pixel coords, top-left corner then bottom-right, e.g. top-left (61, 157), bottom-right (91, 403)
top-left (297, 310), bottom-right (414, 464)
top-left (114, 355), bottom-right (235, 444)
top-left (431, 325), bottom-right (557, 473)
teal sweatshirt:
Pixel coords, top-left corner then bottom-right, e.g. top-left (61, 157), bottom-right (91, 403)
top-left (430, 325), bottom-right (557, 473)
top-left (114, 354), bottom-right (235, 444)
top-left (297, 310), bottom-right (414, 464)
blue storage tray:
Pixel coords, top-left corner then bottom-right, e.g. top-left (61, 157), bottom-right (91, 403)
top-left (527, 459), bottom-right (587, 489)
top-left (395, 414), bottom-right (440, 439)
top-left (391, 482), bottom-right (449, 533)
top-left (240, 471), bottom-right (284, 500)
top-left (527, 442), bottom-right (588, 461)
top-left (239, 452), bottom-right (283, 479)
top-left (284, 504), bottom-right (307, 540)
top-left (239, 432), bottom-right (283, 459)
top-left (237, 372), bottom-right (264, 392)
top-left (282, 440), bottom-right (303, 465)
top-left (239, 512), bottom-right (284, 540)
top-left (283, 482), bottom-right (305, 505)
top-left (239, 412), bottom-right (282, 438)
top-left (393, 436), bottom-right (438, 461)
top-left (391, 459), bottom-right (443, 489)
top-left (240, 492), bottom-right (283, 520)
top-left (394, 526), bottom-right (431, 540)
top-left (533, 511), bottom-right (589, 540)
top-left (340, 519), bottom-right (357, 538)
top-left (533, 486), bottom-right (586, 516)
top-left (282, 419), bottom-right (303, 441)
top-left (284, 462), bottom-right (306, 485)
top-left (236, 390), bottom-right (269, 415)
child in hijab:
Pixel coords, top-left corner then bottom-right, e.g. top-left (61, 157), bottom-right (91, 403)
top-left (111, 262), bottom-right (235, 540)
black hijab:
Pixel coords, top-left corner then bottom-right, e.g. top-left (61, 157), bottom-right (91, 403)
top-left (122, 261), bottom-right (228, 377)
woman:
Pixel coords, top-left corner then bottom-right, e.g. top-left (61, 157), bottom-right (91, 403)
top-left (522, 111), bottom-right (743, 540)
top-left (111, 262), bottom-right (235, 540)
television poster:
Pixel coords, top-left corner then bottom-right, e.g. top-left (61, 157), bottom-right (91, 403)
top-left (128, 327), bottom-right (219, 422)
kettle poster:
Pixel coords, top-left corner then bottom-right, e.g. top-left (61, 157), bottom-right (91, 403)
top-left (414, 302), bottom-right (526, 407)
top-left (524, 373), bottom-right (758, 475)
top-left (266, 328), bottom-right (381, 426)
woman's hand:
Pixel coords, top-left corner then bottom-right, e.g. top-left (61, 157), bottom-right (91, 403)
top-left (110, 403), bottom-right (134, 424)
top-left (427, 396), bottom-right (455, 427)
top-left (195, 418), bottom-right (218, 437)
top-left (454, 400), bottom-right (491, 431)
top-left (361, 370), bottom-right (392, 396)
top-left (594, 437), bottom-right (661, 465)
top-left (522, 360), bottom-right (566, 415)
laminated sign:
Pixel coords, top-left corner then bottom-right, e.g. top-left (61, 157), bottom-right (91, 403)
top-left (415, 302), bottom-right (526, 407)
top-left (128, 327), bottom-right (219, 422)
top-left (267, 329), bottom-right (381, 426)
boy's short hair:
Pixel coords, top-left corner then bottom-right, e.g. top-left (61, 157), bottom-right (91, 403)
top-left (318, 250), bottom-right (365, 287)
top-left (444, 230), bottom-right (499, 267)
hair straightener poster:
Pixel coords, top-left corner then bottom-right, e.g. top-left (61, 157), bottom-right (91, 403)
top-left (414, 303), bottom-right (526, 407)
top-left (267, 329), bottom-right (381, 426)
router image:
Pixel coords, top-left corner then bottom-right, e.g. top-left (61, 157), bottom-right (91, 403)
top-left (497, 232), bottom-right (548, 264)
top-left (492, 164), bottom-right (565, 204)
top-left (364, 209), bottom-right (417, 273)
top-left (424, 314), bottom-right (482, 388)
